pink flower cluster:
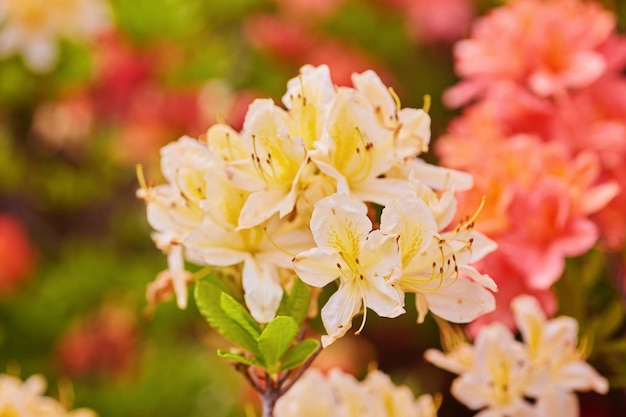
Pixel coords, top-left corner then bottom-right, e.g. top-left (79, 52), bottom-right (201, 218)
top-left (435, 0), bottom-right (626, 334)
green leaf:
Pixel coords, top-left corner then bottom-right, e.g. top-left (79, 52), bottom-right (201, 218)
top-left (280, 339), bottom-right (320, 371)
top-left (195, 276), bottom-right (261, 358)
top-left (276, 278), bottom-right (311, 326)
top-left (220, 292), bottom-right (261, 339)
top-left (592, 301), bottom-right (624, 339)
top-left (217, 350), bottom-right (263, 367)
top-left (257, 316), bottom-right (299, 373)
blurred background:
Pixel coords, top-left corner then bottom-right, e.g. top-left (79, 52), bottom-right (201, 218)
top-left (1, 0), bottom-right (625, 416)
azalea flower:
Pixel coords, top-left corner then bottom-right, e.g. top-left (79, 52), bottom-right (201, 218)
top-left (137, 136), bottom-right (217, 309)
top-left (444, 0), bottom-right (618, 106)
top-left (450, 323), bottom-right (535, 417)
top-left (274, 368), bottom-right (438, 417)
top-left (0, 0), bottom-right (110, 72)
top-left (293, 193), bottom-right (404, 347)
top-left (511, 295), bottom-right (609, 417)
top-left (380, 189), bottom-right (497, 324)
top-left (233, 98), bottom-right (310, 228)
top-left (0, 373), bottom-right (97, 417)
top-left (426, 295), bottom-right (610, 417)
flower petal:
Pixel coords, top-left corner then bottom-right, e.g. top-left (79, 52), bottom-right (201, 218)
top-left (293, 247), bottom-right (341, 288)
top-left (423, 278), bottom-right (496, 323)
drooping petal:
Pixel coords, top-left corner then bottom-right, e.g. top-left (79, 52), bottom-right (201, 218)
top-left (320, 282), bottom-right (362, 347)
top-left (423, 278), bottom-right (495, 323)
top-left (168, 245), bottom-right (188, 309)
top-left (242, 256), bottom-right (283, 323)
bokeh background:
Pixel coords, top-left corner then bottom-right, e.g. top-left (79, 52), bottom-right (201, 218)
top-left (1, 0), bottom-right (626, 416)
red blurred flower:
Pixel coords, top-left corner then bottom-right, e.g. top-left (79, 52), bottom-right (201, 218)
top-left (0, 213), bottom-right (36, 298)
top-left (56, 305), bottom-right (137, 378)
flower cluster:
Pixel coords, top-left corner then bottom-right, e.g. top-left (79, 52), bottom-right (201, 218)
top-left (435, 0), bottom-right (626, 331)
top-left (425, 295), bottom-right (608, 417)
top-left (0, 0), bottom-right (110, 72)
top-left (274, 367), bottom-right (438, 417)
top-left (0, 373), bottom-right (97, 417)
top-left (139, 64), bottom-right (496, 346)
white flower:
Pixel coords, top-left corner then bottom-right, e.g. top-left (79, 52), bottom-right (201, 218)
top-left (511, 295), bottom-right (609, 417)
top-left (282, 64), bottom-right (336, 150)
top-left (311, 88), bottom-right (410, 206)
top-left (450, 324), bottom-right (535, 417)
top-left (274, 369), bottom-right (338, 417)
top-left (293, 193), bottom-right (404, 347)
top-left (137, 136), bottom-right (218, 309)
top-left (235, 99), bottom-right (310, 228)
top-left (380, 192), bottom-right (497, 324)
top-left (0, 373), bottom-right (97, 416)
top-left (275, 368), bottom-right (438, 417)
top-left (184, 163), bottom-right (312, 322)
top-left (351, 70), bottom-right (431, 160)
top-left (0, 0), bottom-right (110, 72)
top-left (363, 370), bottom-right (438, 417)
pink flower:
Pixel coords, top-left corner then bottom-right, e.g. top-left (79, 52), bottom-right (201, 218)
top-left (499, 179), bottom-right (598, 289)
top-left (385, 0), bottom-right (475, 44)
top-left (444, 0), bottom-right (619, 106)
top-left (467, 252), bottom-right (557, 338)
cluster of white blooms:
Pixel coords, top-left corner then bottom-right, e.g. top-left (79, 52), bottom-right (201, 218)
top-left (425, 295), bottom-right (609, 417)
top-left (140, 64), bottom-right (498, 346)
top-left (0, 374), bottom-right (97, 417)
top-left (0, 0), bottom-right (110, 72)
top-left (274, 368), bottom-right (438, 417)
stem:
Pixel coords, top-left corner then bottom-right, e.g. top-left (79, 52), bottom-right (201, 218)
top-left (259, 343), bottom-right (324, 417)
top-left (261, 388), bottom-right (278, 417)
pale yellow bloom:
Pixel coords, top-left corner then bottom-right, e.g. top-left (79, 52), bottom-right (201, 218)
top-left (450, 324), bottom-right (535, 417)
top-left (275, 368), bottom-right (438, 417)
top-left (511, 295), bottom-right (609, 417)
top-left (293, 193), bottom-right (404, 347)
top-left (380, 192), bottom-right (497, 324)
top-left (0, 374), bottom-right (97, 417)
top-left (0, 0), bottom-right (109, 72)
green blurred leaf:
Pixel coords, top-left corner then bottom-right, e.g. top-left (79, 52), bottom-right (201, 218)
top-left (279, 339), bottom-right (319, 371)
top-left (217, 350), bottom-right (263, 367)
top-left (276, 278), bottom-right (311, 326)
top-left (592, 301), bottom-right (625, 339)
top-left (257, 316), bottom-right (299, 373)
top-left (195, 276), bottom-right (261, 358)
top-left (220, 292), bottom-right (261, 339)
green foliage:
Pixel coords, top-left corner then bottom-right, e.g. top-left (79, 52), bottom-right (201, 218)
top-left (279, 339), bottom-right (320, 371)
top-left (276, 278), bottom-right (311, 327)
top-left (195, 276), bottom-right (318, 375)
top-left (195, 276), bottom-right (262, 358)
top-left (257, 316), bottom-right (299, 373)
top-left (557, 250), bottom-right (626, 387)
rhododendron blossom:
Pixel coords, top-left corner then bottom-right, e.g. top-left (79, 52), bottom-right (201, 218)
top-left (426, 295), bottom-right (608, 417)
top-left (140, 64), bottom-right (493, 346)
top-left (444, 0), bottom-right (619, 106)
top-left (293, 193), bottom-right (405, 347)
top-left (0, 374), bottom-right (97, 417)
top-left (274, 368), bottom-right (438, 417)
top-left (0, 0), bottom-right (110, 72)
